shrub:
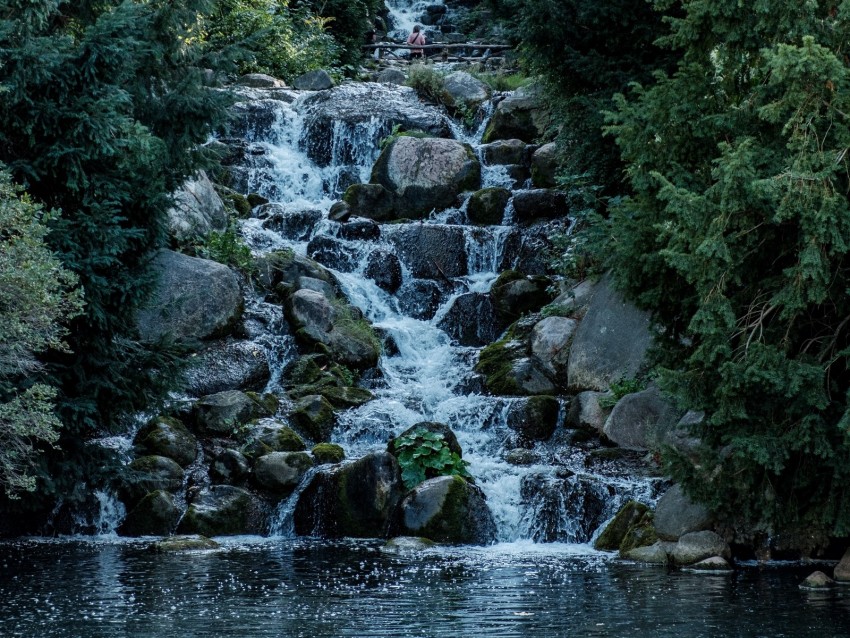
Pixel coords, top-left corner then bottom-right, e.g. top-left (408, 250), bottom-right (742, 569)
top-left (392, 427), bottom-right (471, 491)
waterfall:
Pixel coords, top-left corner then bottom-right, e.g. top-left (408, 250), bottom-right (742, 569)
top-left (385, 0), bottom-right (445, 39)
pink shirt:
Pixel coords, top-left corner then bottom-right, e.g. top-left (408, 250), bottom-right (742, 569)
top-left (407, 31), bottom-right (425, 53)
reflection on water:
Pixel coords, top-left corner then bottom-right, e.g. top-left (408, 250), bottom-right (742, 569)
top-left (2, 539), bottom-right (849, 638)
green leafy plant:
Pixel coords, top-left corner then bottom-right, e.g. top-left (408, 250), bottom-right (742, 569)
top-left (393, 427), bottom-right (471, 490)
top-left (598, 378), bottom-right (644, 409)
top-left (378, 124), bottom-right (431, 150)
top-left (194, 223), bottom-right (254, 274)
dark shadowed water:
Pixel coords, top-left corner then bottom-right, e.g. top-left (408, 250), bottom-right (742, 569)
top-left (2, 538), bottom-right (849, 638)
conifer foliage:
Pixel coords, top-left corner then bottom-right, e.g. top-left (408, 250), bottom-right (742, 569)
top-left (605, 1), bottom-right (850, 536)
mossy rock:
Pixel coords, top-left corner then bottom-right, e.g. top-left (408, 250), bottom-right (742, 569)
top-left (245, 391), bottom-right (279, 415)
top-left (475, 337), bottom-right (527, 395)
top-left (594, 501), bottom-right (650, 551)
top-left (312, 443), bottom-right (346, 464)
top-left (247, 193), bottom-right (269, 208)
top-left (151, 535), bottom-right (220, 553)
top-left (619, 512), bottom-right (658, 556)
top-left (177, 485), bottom-right (262, 536)
top-left (134, 416), bottom-right (198, 468)
top-left (381, 536), bottom-right (437, 554)
top-left (507, 395), bottom-right (560, 442)
top-left (296, 385), bottom-right (374, 409)
top-left (119, 490), bottom-right (180, 537)
top-left (289, 395), bottom-right (336, 442)
top-left (468, 187), bottom-right (511, 225)
top-left (121, 455), bottom-right (184, 506)
top-left (239, 422), bottom-right (306, 460)
top-left (253, 451), bottom-right (314, 494)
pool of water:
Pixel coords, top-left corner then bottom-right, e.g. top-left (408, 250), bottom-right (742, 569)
top-left (2, 538), bottom-right (849, 637)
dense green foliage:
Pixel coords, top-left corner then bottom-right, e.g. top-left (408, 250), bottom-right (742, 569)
top-left (393, 427), bottom-right (471, 491)
top-left (0, 0), bottom-right (232, 512)
top-left (0, 169), bottom-right (82, 497)
top-left (600, 1), bottom-right (850, 537)
top-left (294, 0), bottom-right (385, 70)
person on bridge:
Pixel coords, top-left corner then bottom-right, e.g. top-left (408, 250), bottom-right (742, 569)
top-left (407, 25), bottom-right (426, 59)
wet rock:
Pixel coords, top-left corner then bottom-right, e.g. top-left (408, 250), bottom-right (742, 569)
top-left (441, 71), bottom-right (491, 110)
top-left (388, 422), bottom-right (463, 458)
top-left (311, 443), bottom-right (345, 465)
top-left (377, 68), bottom-right (407, 85)
top-left (210, 449), bottom-right (251, 485)
top-left (289, 394), bottom-right (336, 442)
top-left (654, 484), bottom-right (713, 542)
top-left (565, 391), bottom-right (610, 433)
top-left (671, 530), bottom-right (731, 566)
top-left (398, 476), bottom-right (496, 545)
top-left (300, 83), bottom-right (451, 167)
top-left (594, 501), bottom-right (651, 551)
top-left (567, 274), bottom-right (653, 392)
top-left (482, 87), bottom-right (546, 143)
top-left (306, 235), bottom-right (358, 272)
top-left (255, 250), bottom-right (335, 293)
top-left (253, 451), bottom-right (313, 493)
top-left (480, 139), bottom-right (528, 165)
top-left (801, 571), bottom-right (835, 589)
top-left (342, 183), bottom-right (397, 222)
top-left (504, 449), bottom-right (540, 466)
top-left (177, 485), bottom-right (264, 536)
top-left (338, 218), bottom-right (381, 241)
top-left (236, 73), bottom-right (286, 88)
top-left (184, 339), bottom-right (271, 397)
top-left (510, 189), bottom-right (569, 224)
top-left (193, 390), bottom-right (277, 435)
top-left (166, 170), bottom-right (228, 243)
top-left (520, 473), bottom-right (609, 543)
top-left (136, 250), bottom-right (242, 343)
top-left (292, 385), bottom-right (374, 409)
top-left (388, 224), bottom-right (468, 279)
top-left (239, 421), bottom-right (306, 460)
top-left (549, 279), bottom-right (597, 316)
top-left (293, 69), bottom-right (334, 91)
top-left (622, 541), bottom-right (669, 565)
top-left (365, 249), bottom-right (403, 293)
top-left (602, 385), bottom-right (682, 451)
top-left (835, 547), bottom-right (850, 582)
top-left (258, 204), bottom-right (322, 241)
top-left (530, 142), bottom-right (559, 188)
top-left (660, 410), bottom-right (705, 461)
top-left (381, 536), bottom-right (436, 554)
top-left (687, 556), bottom-right (733, 573)
top-left (151, 535), bottom-right (220, 552)
top-left (506, 395), bottom-right (560, 442)
top-left (293, 452), bottom-right (405, 538)
top-left (530, 316), bottom-right (576, 379)
top-left (120, 491), bottom-right (180, 537)
top-left (437, 292), bottom-right (504, 347)
top-left (507, 357), bottom-right (556, 395)
top-left (396, 279), bottom-right (444, 320)
top-left (121, 455), bottom-right (185, 506)
top-left (134, 417), bottom-right (198, 468)
top-left (328, 200), bottom-right (351, 222)
top-left (490, 270), bottom-right (553, 323)
top-left (467, 187), bottom-right (510, 225)
top-left (371, 137), bottom-right (480, 217)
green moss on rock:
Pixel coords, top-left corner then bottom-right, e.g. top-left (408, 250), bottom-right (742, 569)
top-left (312, 443), bottom-right (345, 464)
top-left (290, 395), bottom-right (337, 442)
top-left (594, 501), bottom-right (650, 551)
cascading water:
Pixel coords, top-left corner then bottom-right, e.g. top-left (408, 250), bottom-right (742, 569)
top-left (385, 0), bottom-right (445, 39)
top-left (232, 80), bottom-right (662, 545)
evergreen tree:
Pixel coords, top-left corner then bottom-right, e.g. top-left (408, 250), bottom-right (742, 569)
top-left (605, 1), bottom-right (850, 538)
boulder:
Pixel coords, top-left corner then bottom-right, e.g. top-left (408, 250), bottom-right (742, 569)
top-left (134, 417), bottom-right (197, 468)
top-left (257, 204), bottom-right (322, 241)
top-left (490, 270), bottom-right (553, 323)
top-left (801, 571), bottom-right (835, 589)
top-left (654, 484), bottom-right (713, 541)
top-left (397, 476), bottom-right (497, 545)
top-left (510, 189), bottom-right (568, 224)
top-left (342, 183), bottom-right (397, 222)
top-left (482, 88), bottom-right (545, 143)
top-left (337, 218), bottom-right (381, 241)
top-left (622, 541), bottom-right (669, 565)
top-left (289, 394), bottom-right (336, 442)
top-left (136, 250), bottom-right (242, 343)
top-left (255, 250), bottom-right (335, 293)
top-left (550, 279), bottom-right (597, 316)
top-left (565, 391), bottom-right (609, 433)
top-left (253, 451), bottom-right (313, 493)
top-left (594, 501), bottom-right (651, 551)
top-left (328, 200), bottom-right (351, 222)
top-left (467, 187), bottom-right (510, 225)
top-left (506, 357), bottom-right (556, 395)
top-left (687, 556), bottom-right (733, 573)
top-left (441, 71), bottom-right (491, 110)
top-left (506, 395), bottom-right (560, 442)
top-left (835, 547), bottom-right (850, 582)
top-left (504, 449), bottom-right (540, 466)
top-left (239, 421), bottom-right (306, 460)
top-left (151, 535), bottom-right (220, 552)
top-left (602, 385), bottom-right (682, 451)
top-left (365, 250), bottom-right (403, 293)
top-left (530, 316), bottom-right (576, 379)
top-left (177, 485), bottom-right (263, 536)
top-left (184, 339), bottom-right (271, 397)
top-left (306, 235), bottom-right (358, 272)
top-left (436, 292), bottom-right (504, 347)
top-left (236, 73), bottom-right (286, 88)
top-left (166, 170), bottom-right (228, 243)
top-left (388, 224), bottom-right (467, 279)
top-left (671, 530), bottom-right (731, 566)
top-left (292, 69), bottom-right (334, 91)
top-left (210, 449), bottom-right (251, 485)
top-left (381, 536), bottom-right (436, 554)
top-left (119, 491), bottom-right (180, 537)
top-left (193, 390), bottom-right (277, 435)
top-left (311, 443), bottom-right (345, 465)
top-left (293, 452), bottom-right (405, 538)
top-left (480, 139), bottom-right (528, 165)
top-left (377, 68), bottom-right (407, 85)
top-left (530, 142), bottom-right (559, 188)
top-left (299, 83), bottom-right (451, 167)
top-left (371, 137), bottom-right (480, 217)
top-left (396, 279), bottom-right (444, 320)
top-left (120, 455), bottom-right (185, 506)
top-left (567, 274), bottom-right (653, 392)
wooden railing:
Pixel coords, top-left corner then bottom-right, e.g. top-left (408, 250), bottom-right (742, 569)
top-left (363, 43), bottom-right (512, 60)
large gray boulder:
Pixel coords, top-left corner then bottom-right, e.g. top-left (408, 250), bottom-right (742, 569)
top-left (530, 316), bottom-right (576, 378)
top-left (236, 73), bottom-right (286, 88)
top-left (193, 390), bottom-right (277, 435)
top-left (441, 71), bottom-right (491, 110)
top-left (567, 275), bottom-right (653, 392)
top-left (490, 270), bottom-right (552, 323)
top-left (342, 183), bottom-right (396, 222)
top-left (398, 475), bottom-right (497, 545)
top-left (136, 250), bottom-right (242, 343)
top-left (120, 455), bottom-right (184, 506)
top-left (371, 136), bottom-right (480, 217)
top-left (506, 357), bottom-right (557, 395)
top-left (177, 485), bottom-right (264, 536)
top-left (511, 189), bottom-right (568, 224)
top-left (119, 490), bottom-right (180, 537)
top-left (671, 530), bottom-right (731, 566)
top-left (184, 339), bottom-right (271, 397)
top-left (253, 452), bottom-right (313, 493)
top-left (622, 541), bottom-right (669, 565)
top-left (293, 452), bottom-right (405, 538)
top-left (467, 187), bottom-right (510, 225)
top-left (134, 417), bottom-right (197, 468)
top-left (653, 484), bottom-right (713, 541)
top-left (565, 390), bottom-right (609, 433)
top-left (530, 142), bottom-right (559, 188)
top-left (238, 421), bottom-right (306, 460)
top-left (482, 87), bottom-right (546, 143)
top-left (387, 224), bottom-right (468, 279)
top-left (480, 139), bottom-right (528, 165)
top-left (293, 69), bottom-right (334, 91)
top-left (166, 170), bottom-right (228, 243)
top-left (255, 250), bottom-right (335, 293)
top-left (436, 292), bottom-right (504, 347)
top-left (602, 385), bottom-right (682, 451)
